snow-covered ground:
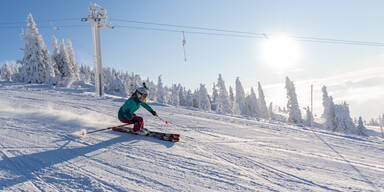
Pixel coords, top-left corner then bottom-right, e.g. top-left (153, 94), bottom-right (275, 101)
top-left (0, 82), bottom-right (383, 192)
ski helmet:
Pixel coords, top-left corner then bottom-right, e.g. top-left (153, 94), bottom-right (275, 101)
top-left (136, 87), bottom-right (148, 96)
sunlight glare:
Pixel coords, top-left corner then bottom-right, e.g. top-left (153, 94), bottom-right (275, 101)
top-left (261, 34), bottom-right (301, 70)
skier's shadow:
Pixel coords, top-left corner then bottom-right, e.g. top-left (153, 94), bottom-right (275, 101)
top-left (0, 134), bottom-right (173, 190)
top-left (109, 130), bottom-right (176, 148)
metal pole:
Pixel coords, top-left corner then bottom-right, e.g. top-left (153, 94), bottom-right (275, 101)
top-left (95, 24), bottom-right (104, 96)
top-left (82, 2), bottom-right (113, 97)
top-left (311, 84), bottom-right (313, 129)
top-left (91, 20), bottom-right (100, 96)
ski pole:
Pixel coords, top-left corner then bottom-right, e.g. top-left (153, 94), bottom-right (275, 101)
top-left (81, 124), bottom-right (128, 137)
top-left (155, 114), bottom-right (168, 124)
top-left (155, 114), bottom-right (184, 128)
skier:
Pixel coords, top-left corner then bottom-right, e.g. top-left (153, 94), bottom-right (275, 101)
top-left (118, 86), bottom-right (157, 135)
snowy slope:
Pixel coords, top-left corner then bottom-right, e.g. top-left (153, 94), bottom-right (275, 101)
top-left (0, 82), bottom-right (383, 192)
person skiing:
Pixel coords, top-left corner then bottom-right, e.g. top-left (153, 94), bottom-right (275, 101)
top-left (118, 84), bottom-right (157, 135)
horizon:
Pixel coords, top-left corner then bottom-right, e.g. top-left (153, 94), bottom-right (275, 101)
top-left (1, 0), bottom-right (384, 120)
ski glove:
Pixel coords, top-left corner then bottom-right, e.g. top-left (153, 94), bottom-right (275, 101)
top-left (150, 111), bottom-right (157, 116)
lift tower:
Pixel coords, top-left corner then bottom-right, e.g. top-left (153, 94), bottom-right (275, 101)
top-left (82, 2), bottom-right (113, 97)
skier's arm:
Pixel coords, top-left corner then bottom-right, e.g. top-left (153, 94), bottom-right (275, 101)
top-left (140, 102), bottom-right (154, 113)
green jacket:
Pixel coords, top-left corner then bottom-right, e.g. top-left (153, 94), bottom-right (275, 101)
top-left (118, 97), bottom-right (154, 121)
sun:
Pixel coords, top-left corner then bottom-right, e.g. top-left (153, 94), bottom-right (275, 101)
top-left (261, 34), bottom-right (301, 70)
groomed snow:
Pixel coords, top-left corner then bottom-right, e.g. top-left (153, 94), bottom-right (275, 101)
top-left (0, 82), bottom-right (383, 191)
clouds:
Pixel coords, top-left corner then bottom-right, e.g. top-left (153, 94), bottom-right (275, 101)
top-left (263, 66), bottom-right (384, 119)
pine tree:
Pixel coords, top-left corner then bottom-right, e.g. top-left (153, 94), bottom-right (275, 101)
top-left (285, 77), bottom-right (302, 124)
top-left (0, 62), bottom-right (12, 81)
top-left (199, 84), bottom-right (211, 111)
top-left (229, 86), bottom-right (235, 108)
top-left (334, 102), bottom-right (356, 133)
top-left (232, 99), bottom-right (241, 115)
top-left (192, 89), bottom-right (199, 108)
top-left (235, 77), bottom-right (248, 115)
top-left (58, 39), bottom-right (72, 79)
top-left (171, 84), bottom-right (180, 106)
top-left (322, 86), bottom-right (336, 130)
top-left (20, 13), bottom-right (53, 84)
top-left (268, 102), bottom-right (274, 120)
top-left (156, 75), bottom-right (166, 104)
top-left (145, 78), bottom-right (156, 101)
top-left (305, 106), bottom-right (313, 126)
top-left (185, 89), bottom-right (193, 107)
top-left (66, 39), bottom-right (80, 80)
top-left (79, 65), bottom-right (92, 84)
top-left (178, 84), bottom-right (186, 106)
top-left (357, 116), bottom-right (368, 136)
top-left (216, 74), bottom-right (232, 114)
top-left (258, 82), bottom-right (269, 119)
top-left (211, 83), bottom-right (219, 111)
top-left (50, 35), bottom-right (61, 78)
top-left (249, 87), bottom-right (260, 117)
top-left (322, 86), bottom-right (330, 118)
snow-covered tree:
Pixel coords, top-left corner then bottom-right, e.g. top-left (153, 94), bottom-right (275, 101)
top-left (235, 77), bottom-right (248, 115)
top-left (285, 77), bottom-right (302, 124)
top-left (198, 84), bottom-right (211, 111)
top-left (268, 102), bottom-right (275, 120)
top-left (178, 84), bottom-right (186, 106)
top-left (305, 106), bottom-right (313, 126)
top-left (232, 99), bottom-right (241, 115)
top-left (144, 78), bottom-right (156, 101)
top-left (229, 86), bottom-right (235, 108)
top-left (185, 89), bottom-right (193, 107)
top-left (322, 86), bottom-right (336, 130)
top-left (248, 87), bottom-right (260, 117)
top-left (216, 74), bottom-right (232, 114)
top-left (103, 67), bottom-right (113, 91)
top-left (357, 117), bottom-right (368, 136)
top-left (211, 83), bottom-right (219, 111)
top-left (322, 85), bottom-right (330, 118)
top-left (66, 39), bottom-right (80, 80)
top-left (257, 82), bottom-right (269, 119)
top-left (368, 118), bottom-right (379, 126)
top-left (79, 64), bottom-right (93, 84)
top-left (57, 40), bottom-right (72, 79)
top-left (20, 13), bottom-right (53, 84)
top-left (111, 74), bottom-right (127, 95)
top-left (51, 35), bottom-right (61, 77)
top-left (170, 84), bottom-right (180, 106)
top-left (156, 75), bottom-right (166, 104)
top-left (192, 89), bottom-right (199, 108)
top-left (334, 102), bottom-right (356, 133)
top-left (0, 62), bottom-right (12, 81)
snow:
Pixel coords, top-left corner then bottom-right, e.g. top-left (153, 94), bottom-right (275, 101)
top-left (0, 82), bottom-right (383, 191)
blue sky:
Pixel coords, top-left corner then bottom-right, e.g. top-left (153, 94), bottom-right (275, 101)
top-left (1, 0), bottom-right (384, 119)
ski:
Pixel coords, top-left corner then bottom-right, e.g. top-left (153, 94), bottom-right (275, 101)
top-left (112, 127), bottom-right (180, 142)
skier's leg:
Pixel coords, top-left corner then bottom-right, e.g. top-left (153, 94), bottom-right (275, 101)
top-left (135, 116), bottom-right (144, 130)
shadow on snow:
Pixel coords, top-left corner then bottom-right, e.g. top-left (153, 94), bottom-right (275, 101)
top-left (0, 133), bottom-right (174, 190)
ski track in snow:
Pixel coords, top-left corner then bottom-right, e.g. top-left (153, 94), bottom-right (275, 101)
top-left (0, 82), bottom-right (383, 191)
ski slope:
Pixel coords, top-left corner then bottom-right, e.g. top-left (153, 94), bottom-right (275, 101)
top-left (0, 82), bottom-right (383, 192)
